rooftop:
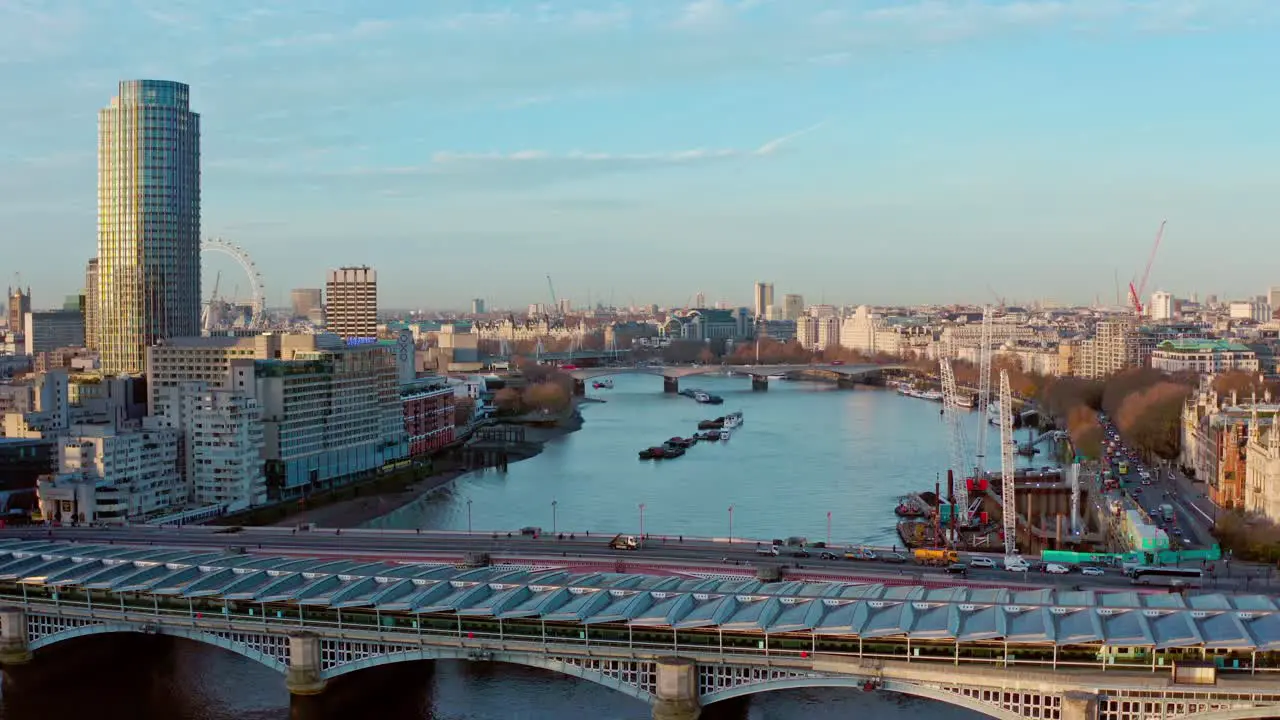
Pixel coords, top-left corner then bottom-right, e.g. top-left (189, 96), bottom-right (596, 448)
top-left (1157, 339), bottom-right (1253, 353)
top-left (3, 540), bottom-right (1279, 648)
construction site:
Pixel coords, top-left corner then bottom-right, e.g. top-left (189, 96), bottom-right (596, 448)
top-left (895, 306), bottom-right (1107, 558)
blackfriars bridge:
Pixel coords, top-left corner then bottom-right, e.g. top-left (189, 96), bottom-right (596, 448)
top-left (567, 363), bottom-right (907, 394)
top-left (2, 539), bottom-right (1280, 719)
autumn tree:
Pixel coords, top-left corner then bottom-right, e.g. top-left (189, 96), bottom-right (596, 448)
top-left (1213, 370), bottom-right (1280, 403)
top-left (493, 387), bottom-right (524, 415)
top-left (522, 382), bottom-right (570, 414)
top-left (1066, 405), bottom-right (1104, 459)
top-left (1114, 381), bottom-right (1191, 460)
top-left (663, 340), bottom-right (708, 364)
top-left (696, 347), bottom-right (718, 364)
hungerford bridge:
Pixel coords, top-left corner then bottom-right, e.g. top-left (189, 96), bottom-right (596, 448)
top-left (2, 541), bottom-right (1280, 719)
top-left (566, 363), bottom-right (907, 394)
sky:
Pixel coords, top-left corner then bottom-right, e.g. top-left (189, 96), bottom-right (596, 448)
top-left (2, 0), bottom-right (1279, 311)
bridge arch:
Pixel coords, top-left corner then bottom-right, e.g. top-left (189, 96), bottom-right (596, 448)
top-left (28, 623), bottom-right (288, 673)
top-left (700, 677), bottom-right (1023, 720)
top-left (321, 648), bottom-right (655, 704)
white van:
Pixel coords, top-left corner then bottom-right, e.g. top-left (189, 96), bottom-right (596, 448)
top-left (1004, 556), bottom-right (1030, 572)
top-left (968, 556), bottom-right (997, 569)
top-left (1044, 563), bottom-right (1071, 574)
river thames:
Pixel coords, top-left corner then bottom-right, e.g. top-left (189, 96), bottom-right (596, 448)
top-left (0, 375), bottom-right (1053, 720)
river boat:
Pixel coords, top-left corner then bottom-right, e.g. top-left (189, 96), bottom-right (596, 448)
top-left (639, 446), bottom-right (667, 460)
top-left (766, 374), bottom-right (787, 381)
top-left (718, 429), bottom-right (731, 441)
top-left (698, 418), bottom-right (725, 430)
top-left (701, 395), bottom-right (724, 405)
top-left (662, 446), bottom-right (686, 459)
top-left (592, 379), bottom-right (613, 390)
top-left (723, 411), bottom-right (743, 429)
top-left (954, 394), bottom-right (976, 409)
top-left (898, 384), bottom-right (944, 402)
top-left (666, 437), bottom-right (695, 449)
top-left (894, 502), bottom-right (926, 518)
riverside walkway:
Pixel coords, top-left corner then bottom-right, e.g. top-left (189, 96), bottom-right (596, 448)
top-left (1, 539), bottom-right (1279, 719)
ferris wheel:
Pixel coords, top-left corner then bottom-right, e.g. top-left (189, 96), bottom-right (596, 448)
top-left (200, 237), bottom-right (267, 332)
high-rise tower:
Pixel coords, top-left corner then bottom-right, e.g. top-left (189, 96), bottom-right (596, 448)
top-left (97, 80), bottom-right (201, 374)
top-left (84, 258), bottom-right (99, 350)
top-left (6, 286), bottom-right (30, 334)
top-left (325, 267), bottom-right (378, 340)
top-left (752, 282), bottom-right (774, 320)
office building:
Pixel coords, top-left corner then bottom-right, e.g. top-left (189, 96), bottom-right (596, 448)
top-left (1151, 340), bottom-right (1259, 374)
top-left (753, 282), bottom-right (774, 320)
top-left (290, 288), bottom-right (323, 321)
top-left (693, 292), bottom-right (705, 309)
top-left (24, 310), bottom-right (86, 355)
top-left (471, 298), bottom-right (486, 315)
top-left (182, 387), bottom-right (266, 510)
top-left (325, 267), bottom-right (377, 341)
top-left (1149, 291), bottom-right (1175, 321)
top-left (84, 259), bottom-right (98, 350)
top-left (402, 377), bottom-right (457, 457)
top-left (97, 80), bottom-right (202, 374)
top-left (6, 286), bottom-right (29, 334)
top-left (782, 294), bottom-right (804, 321)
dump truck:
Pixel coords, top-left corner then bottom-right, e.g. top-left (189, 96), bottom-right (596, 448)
top-left (609, 534), bottom-right (639, 550)
top-left (913, 548), bottom-right (959, 566)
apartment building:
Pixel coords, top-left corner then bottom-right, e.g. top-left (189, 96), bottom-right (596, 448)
top-left (402, 377), bottom-right (457, 457)
top-left (38, 420), bottom-right (181, 523)
top-left (183, 388), bottom-right (266, 510)
top-left (325, 266), bottom-right (378, 341)
top-left (1150, 339), bottom-right (1260, 374)
top-left (255, 344), bottom-right (407, 498)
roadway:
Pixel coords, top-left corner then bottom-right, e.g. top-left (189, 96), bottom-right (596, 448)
top-left (2, 525), bottom-right (1272, 595)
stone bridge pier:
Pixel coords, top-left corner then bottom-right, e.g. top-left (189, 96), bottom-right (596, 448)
top-left (663, 377), bottom-right (679, 394)
top-left (0, 606), bottom-right (31, 666)
top-left (652, 657), bottom-right (700, 720)
top-left (285, 632), bottom-right (325, 696)
top-left (751, 376), bottom-right (768, 391)
top-left (573, 378), bottom-right (586, 397)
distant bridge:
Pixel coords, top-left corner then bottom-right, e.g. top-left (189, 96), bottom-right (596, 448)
top-left (567, 363), bottom-right (908, 393)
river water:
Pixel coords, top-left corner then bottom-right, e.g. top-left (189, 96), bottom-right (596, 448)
top-left (0, 376), bottom-right (1053, 719)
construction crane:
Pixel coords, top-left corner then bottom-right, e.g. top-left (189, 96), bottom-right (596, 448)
top-left (985, 285), bottom-right (1005, 310)
top-left (975, 305), bottom-right (993, 476)
top-left (546, 275), bottom-right (559, 315)
top-left (999, 369), bottom-right (1018, 558)
top-left (1127, 220), bottom-right (1166, 315)
top-left (939, 358), bottom-right (971, 533)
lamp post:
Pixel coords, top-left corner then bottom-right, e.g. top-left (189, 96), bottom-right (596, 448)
top-left (827, 511), bottom-right (832, 547)
top-left (639, 503), bottom-right (646, 540)
top-left (466, 497), bottom-right (472, 535)
top-left (552, 499), bottom-right (558, 535)
top-left (728, 504), bottom-right (734, 545)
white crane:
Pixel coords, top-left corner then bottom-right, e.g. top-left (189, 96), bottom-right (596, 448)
top-left (940, 358), bottom-right (971, 529)
top-left (975, 305), bottom-right (993, 475)
top-left (999, 369), bottom-right (1018, 558)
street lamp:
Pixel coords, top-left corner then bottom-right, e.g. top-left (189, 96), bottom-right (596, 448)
top-left (639, 503), bottom-right (646, 540)
top-left (728, 505), bottom-right (734, 545)
top-left (552, 499), bottom-right (558, 535)
top-left (826, 511), bottom-right (832, 547)
top-left (466, 498), bottom-right (472, 535)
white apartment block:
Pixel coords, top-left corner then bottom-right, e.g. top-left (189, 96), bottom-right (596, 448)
top-left (40, 421), bottom-right (181, 523)
top-left (1149, 291), bottom-right (1175, 321)
top-left (796, 316), bottom-right (818, 350)
top-left (796, 314), bottom-right (840, 352)
top-left (1229, 299), bottom-right (1271, 323)
top-left (325, 266), bottom-right (378, 341)
top-left (185, 389), bottom-right (266, 510)
top-left (1151, 339), bottom-right (1259, 374)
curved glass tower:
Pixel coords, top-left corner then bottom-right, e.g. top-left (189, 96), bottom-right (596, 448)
top-left (97, 80), bottom-right (201, 374)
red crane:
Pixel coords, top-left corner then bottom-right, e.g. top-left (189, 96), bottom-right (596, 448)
top-left (1128, 220), bottom-right (1166, 315)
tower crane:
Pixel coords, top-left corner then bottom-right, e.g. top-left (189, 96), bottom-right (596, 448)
top-left (546, 275), bottom-right (559, 315)
top-left (999, 369), bottom-right (1018, 558)
top-left (939, 358), bottom-right (972, 533)
top-left (1128, 220), bottom-right (1166, 315)
top-left (975, 305), bottom-right (993, 476)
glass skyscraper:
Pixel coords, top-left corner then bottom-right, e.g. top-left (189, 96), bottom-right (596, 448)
top-left (97, 80), bottom-right (201, 374)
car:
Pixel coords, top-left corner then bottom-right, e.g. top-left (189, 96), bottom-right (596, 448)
top-left (1080, 566), bottom-right (1105, 577)
top-left (792, 548), bottom-right (811, 558)
top-left (944, 563), bottom-right (968, 575)
top-left (882, 552), bottom-right (906, 564)
top-left (819, 551), bottom-right (838, 560)
top-left (968, 557), bottom-right (997, 569)
top-left (1044, 563), bottom-right (1071, 574)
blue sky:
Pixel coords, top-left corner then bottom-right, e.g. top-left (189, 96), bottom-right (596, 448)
top-left (2, 0), bottom-right (1279, 311)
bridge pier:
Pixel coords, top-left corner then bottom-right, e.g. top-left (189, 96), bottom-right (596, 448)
top-left (573, 378), bottom-right (586, 397)
top-left (285, 632), bottom-right (326, 696)
top-left (751, 376), bottom-right (768, 392)
top-left (1060, 691), bottom-right (1098, 720)
top-left (663, 377), bottom-right (679, 394)
top-left (0, 606), bottom-right (30, 666)
top-left (837, 375), bottom-right (859, 389)
top-left (652, 657), bottom-right (700, 720)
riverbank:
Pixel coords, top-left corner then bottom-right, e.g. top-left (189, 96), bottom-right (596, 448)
top-left (274, 404), bottom-right (588, 529)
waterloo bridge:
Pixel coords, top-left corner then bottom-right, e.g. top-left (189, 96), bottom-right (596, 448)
top-left (1, 539), bottom-right (1280, 719)
top-left (566, 363), bottom-right (908, 394)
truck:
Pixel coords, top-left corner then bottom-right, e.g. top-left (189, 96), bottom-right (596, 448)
top-left (1003, 555), bottom-right (1031, 572)
top-left (1160, 504), bottom-right (1175, 523)
top-left (913, 548), bottom-right (958, 566)
top-left (609, 534), bottom-right (638, 551)
top-left (755, 544), bottom-right (780, 557)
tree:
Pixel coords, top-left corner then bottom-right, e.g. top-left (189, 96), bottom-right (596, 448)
top-left (1114, 381), bottom-right (1191, 460)
top-left (1066, 405), bottom-right (1103, 459)
top-left (493, 387), bottom-right (524, 415)
top-left (1213, 370), bottom-right (1280, 403)
top-left (523, 382), bottom-right (570, 414)
top-left (696, 347), bottom-right (717, 364)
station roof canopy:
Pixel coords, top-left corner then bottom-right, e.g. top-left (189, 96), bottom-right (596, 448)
top-left (2, 540), bottom-right (1279, 650)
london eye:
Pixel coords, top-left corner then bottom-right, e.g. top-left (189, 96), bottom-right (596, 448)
top-left (200, 238), bottom-right (267, 332)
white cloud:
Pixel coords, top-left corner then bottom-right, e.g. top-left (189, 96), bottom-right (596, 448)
top-left (674, 0), bottom-right (733, 29)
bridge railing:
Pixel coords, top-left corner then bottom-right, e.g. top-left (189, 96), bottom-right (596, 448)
top-left (10, 593), bottom-right (1278, 677)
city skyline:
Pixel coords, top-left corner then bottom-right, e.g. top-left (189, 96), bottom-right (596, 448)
top-left (3, 2), bottom-right (1280, 308)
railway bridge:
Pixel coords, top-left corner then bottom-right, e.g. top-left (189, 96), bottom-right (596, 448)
top-left (2, 540), bottom-right (1280, 719)
top-left (567, 363), bottom-right (907, 394)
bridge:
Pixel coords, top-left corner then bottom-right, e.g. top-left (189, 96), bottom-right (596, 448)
top-left (1, 540), bottom-right (1280, 719)
top-left (567, 363), bottom-right (908, 394)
